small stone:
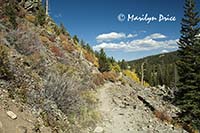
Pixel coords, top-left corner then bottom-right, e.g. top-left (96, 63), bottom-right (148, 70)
top-left (94, 126), bottom-right (104, 133)
top-left (6, 111), bottom-right (17, 119)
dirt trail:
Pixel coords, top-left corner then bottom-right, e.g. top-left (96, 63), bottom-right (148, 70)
top-left (97, 82), bottom-right (187, 133)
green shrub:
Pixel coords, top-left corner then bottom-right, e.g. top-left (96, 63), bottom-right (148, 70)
top-left (35, 5), bottom-right (46, 26)
top-left (0, 45), bottom-right (12, 80)
top-left (5, 2), bottom-right (17, 29)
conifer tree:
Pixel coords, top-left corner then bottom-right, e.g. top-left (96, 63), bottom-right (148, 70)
top-left (98, 49), bottom-right (110, 72)
top-left (175, 0), bottom-right (200, 129)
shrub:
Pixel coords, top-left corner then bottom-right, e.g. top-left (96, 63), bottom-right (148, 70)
top-left (0, 45), bottom-right (12, 80)
top-left (62, 42), bottom-right (75, 53)
top-left (84, 51), bottom-right (96, 64)
top-left (9, 30), bottom-right (41, 55)
top-left (50, 46), bottom-right (64, 57)
top-left (35, 5), bottom-right (46, 26)
top-left (54, 62), bottom-right (76, 75)
top-left (54, 24), bottom-right (61, 36)
top-left (43, 72), bottom-right (82, 114)
top-left (154, 110), bottom-right (172, 123)
top-left (123, 70), bottom-right (140, 83)
top-left (79, 106), bottom-right (101, 127)
top-left (92, 73), bottom-right (105, 86)
top-left (102, 71), bottom-right (118, 82)
top-left (81, 90), bottom-right (98, 105)
top-left (4, 2), bottom-right (17, 29)
top-left (111, 63), bottom-right (121, 73)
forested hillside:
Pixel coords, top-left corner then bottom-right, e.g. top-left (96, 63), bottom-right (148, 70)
top-left (128, 51), bottom-right (179, 87)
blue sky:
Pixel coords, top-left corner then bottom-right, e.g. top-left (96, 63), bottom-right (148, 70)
top-left (48, 0), bottom-right (200, 61)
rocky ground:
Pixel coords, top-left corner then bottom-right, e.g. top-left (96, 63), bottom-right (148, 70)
top-left (95, 82), bottom-right (187, 133)
top-left (0, 81), bottom-right (188, 133)
top-left (0, 88), bottom-right (52, 133)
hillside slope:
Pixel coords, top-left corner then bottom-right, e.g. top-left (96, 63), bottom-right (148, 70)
top-left (0, 1), bottom-right (188, 133)
top-left (0, 1), bottom-right (102, 132)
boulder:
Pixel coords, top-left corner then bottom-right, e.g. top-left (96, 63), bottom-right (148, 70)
top-left (6, 111), bottom-right (17, 120)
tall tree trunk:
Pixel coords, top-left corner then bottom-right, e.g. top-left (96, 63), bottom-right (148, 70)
top-left (45, 0), bottom-right (48, 15)
top-left (141, 62), bottom-right (145, 86)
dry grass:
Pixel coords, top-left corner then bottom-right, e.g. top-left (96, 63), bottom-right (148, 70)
top-left (102, 71), bottom-right (118, 82)
top-left (81, 90), bottom-right (98, 104)
top-left (154, 110), bottom-right (172, 123)
top-left (50, 45), bottom-right (64, 57)
top-left (84, 51), bottom-right (96, 64)
top-left (62, 41), bottom-right (75, 53)
top-left (93, 73), bottom-right (105, 86)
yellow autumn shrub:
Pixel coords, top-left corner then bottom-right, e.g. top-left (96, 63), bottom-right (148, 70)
top-left (123, 69), bottom-right (140, 83)
top-left (110, 63), bottom-right (121, 73)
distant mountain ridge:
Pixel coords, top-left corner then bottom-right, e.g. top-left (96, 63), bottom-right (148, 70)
top-left (128, 51), bottom-right (179, 87)
top-left (128, 51), bottom-right (178, 65)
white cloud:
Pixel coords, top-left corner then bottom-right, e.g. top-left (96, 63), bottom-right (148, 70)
top-left (93, 33), bottom-right (178, 52)
top-left (96, 32), bottom-right (138, 42)
top-left (161, 49), bottom-right (169, 53)
top-left (54, 13), bottom-right (62, 18)
top-left (96, 32), bottom-right (126, 42)
top-left (145, 33), bottom-right (167, 40)
top-left (127, 34), bottom-right (138, 38)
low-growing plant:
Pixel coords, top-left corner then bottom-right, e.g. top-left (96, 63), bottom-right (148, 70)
top-left (92, 73), bottom-right (105, 86)
top-left (102, 71), bottom-right (118, 82)
top-left (50, 46), bottom-right (64, 57)
top-left (0, 45), bottom-right (12, 80)
top-left (79, 106), bottom-right (101, 128)
top-left (10, 30), bottom-right (41, 55)
top-left (43, 72), bottom-right (82, 114)
top-left (35, 4), bottom-right (46, 26)
top-left (154, 110), bottom-right (172, 123)
top-left (123, 70), bottom-right (140, 83)
top-left (81, 90), bottom-right (98, 105)
top-left (4, 2), bottom-right (17, 29)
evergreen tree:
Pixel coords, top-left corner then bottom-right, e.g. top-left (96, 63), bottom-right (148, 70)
top-left (119, 59), bottom-right (128, 70)
top-left (5, 1), bottom-right (17, 29)
top-left (35, 3), bottom-right (46, 26)
top-left (60, 23), bottom-right (67, 34)
top-left (98, 49), bottom-right (110, 72)
top-left (175, 0), bottom-right (200, 130)
top-left (73, 35), bottom-right (79, 44)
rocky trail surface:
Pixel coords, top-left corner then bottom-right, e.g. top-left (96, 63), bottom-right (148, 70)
top-left (95, 82), bottom-right (187, 133)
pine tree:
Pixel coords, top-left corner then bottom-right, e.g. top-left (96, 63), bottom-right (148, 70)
top-left (35, 2), bottom-right (46, 26)
top-left (73, 35), bottom-right (79, 44)
top-left (60, 23), bottom-right (66, 34)
top-left (175, 0), bottom-right (200, 130)
top-left (119, 59), bottom-right (128, 70)
top-left (98, 49), bottom-right (110, 72)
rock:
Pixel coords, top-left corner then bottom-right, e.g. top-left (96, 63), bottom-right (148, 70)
top-left (17, 126), bottom-right (27, 133)
top-left (6, 111), bottom-right (17, 120)
top-left (94, 126), bottom-right (104, 133)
